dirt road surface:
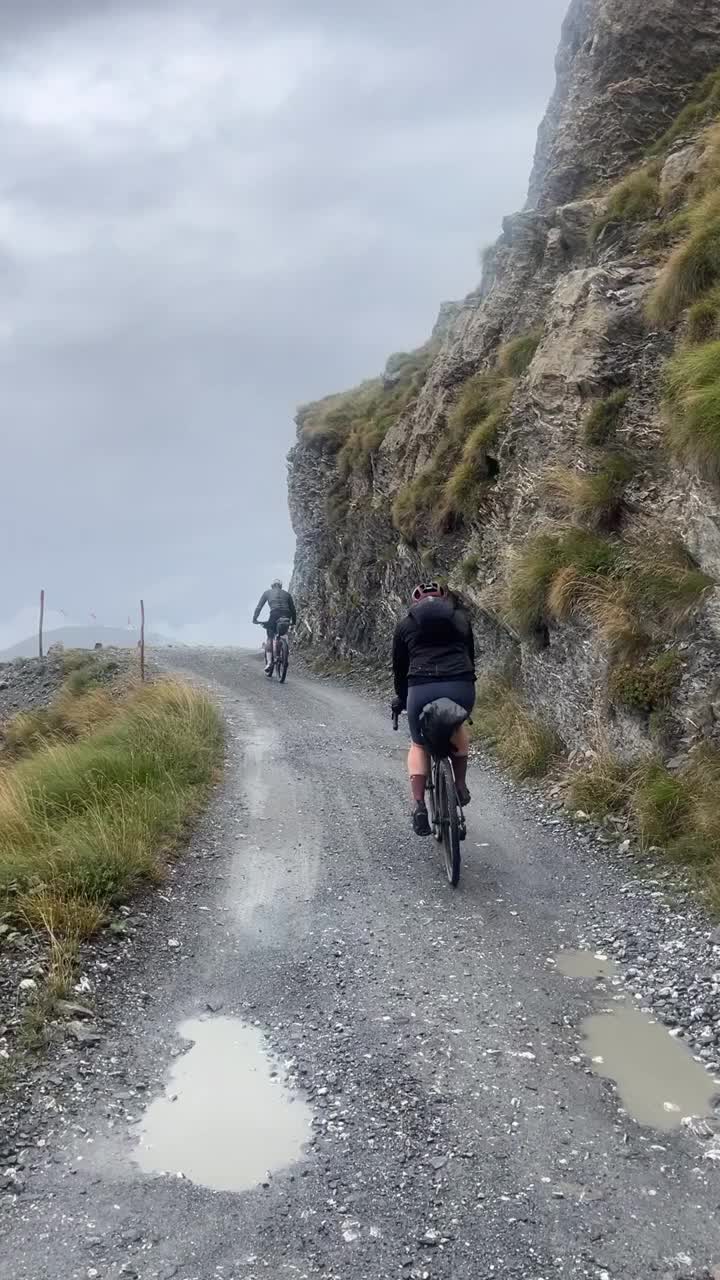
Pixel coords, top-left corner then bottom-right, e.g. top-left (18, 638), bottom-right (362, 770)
top-left (2, 648), bottom-right (720, 1280)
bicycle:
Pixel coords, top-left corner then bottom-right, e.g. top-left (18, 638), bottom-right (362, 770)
top-left (255, 619), bottom-right (290, 683)
top-left (393, 702), bottom-right (467, 888)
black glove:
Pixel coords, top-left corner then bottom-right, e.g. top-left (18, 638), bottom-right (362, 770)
top-left (391, 696), bottom-right (405, 716)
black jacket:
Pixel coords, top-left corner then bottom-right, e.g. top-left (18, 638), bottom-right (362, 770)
top-left (392, 598), bottom-right (475, 704)
top-left (253, 586), bottom-right (297, 624)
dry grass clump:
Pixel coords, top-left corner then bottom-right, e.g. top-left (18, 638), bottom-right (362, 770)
top-left (503, 530), bottom-right (620, 638)
top-left (686, 288), bottom-right (720, 344)
top-left (472, 675), bottom-right (562, 778)
top-left (591, 167), bottom-right (659, 242)
top-left (502, 524), bottom-right (712, 652)
top-left (391, 329), bottom-right (543, 541)
top-left (583, 389), bottom-right (630, 447)
top-left (607, 650), bottom-right (683, 713)
top-left (650, 69), bottom-right (720, 155)
top-left (567, 742), bottom-right (720, 903)
top-left (542, 453), bottom-right (633, 530)
top-left (497, 331), bottom-right (542, 378)
top-left (298, 345), bottom-right (434, 475)
top-left (647, 191), bottom-right (720, 325)
top-left (663, 339), bottom-right (720, 481)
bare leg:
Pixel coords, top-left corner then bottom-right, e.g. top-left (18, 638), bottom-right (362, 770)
top-left (408, 743), bottom-right (429, 800)
top-left (407, 742), bottom-right (431, 834)
top-left (450, 724), bottom-right (471, 804)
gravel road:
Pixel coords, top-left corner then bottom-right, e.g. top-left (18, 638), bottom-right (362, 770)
top-left (2, 647), bottom-right (720, 1280)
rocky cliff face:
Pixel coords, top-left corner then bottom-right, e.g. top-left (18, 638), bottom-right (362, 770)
top-left (288, 0), bottom-right (720, 768)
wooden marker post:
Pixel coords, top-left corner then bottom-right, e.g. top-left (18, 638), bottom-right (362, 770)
top-left (140, 599), bottom-right (145, 682)
top-left (39, 589), bottom-right (45, 659)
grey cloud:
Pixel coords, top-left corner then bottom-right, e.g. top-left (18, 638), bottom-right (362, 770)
top-left (1, 0), bottom-right (568, 649)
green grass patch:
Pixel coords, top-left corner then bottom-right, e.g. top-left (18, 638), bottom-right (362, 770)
top-left (498, 332), bottom-right (542, 378)
top-left (503, 530), bottom-right (620, 637)
top-left (298, 345), bottom-right (433, 457)
top-left (567, 743), bottom-right (720, 903)
top-left (542, 453), bottom-right (634, 530)
top-left (591, 167), bottom-right (659, 242)
top-left (650, 69), bottom-right (720, 155)
top-left (0, 680), bottom-right (223, 943)
top-left (502, 526), bottom-right (712, 647)
top-left (687, 287), bottom-right (720, 344)
top-left (647, 191), bottom-right (720, 325)
top-left (663, 339), bottom-right (720, 480)
top-left (472, 675), bottom-right (563, 779)
top-left (458, 554), bottom-right (481, 584)
top-left (583, 389), bottom-right (629, 447)
top-left (567, 752), bottom-right (633, 819)
top-left (607, 650), bottom-right (683, 713)
top-left (392, 332), bottom-right (542, 541)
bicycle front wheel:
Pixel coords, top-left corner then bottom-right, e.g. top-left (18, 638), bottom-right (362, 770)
top-left (438, 759), bottom-right (461, 888)
top-left (277, 639), bottom-right (289, 683)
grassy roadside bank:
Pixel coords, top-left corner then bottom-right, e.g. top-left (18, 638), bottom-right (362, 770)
top-left (0, 655), bottom-right (224, 1038)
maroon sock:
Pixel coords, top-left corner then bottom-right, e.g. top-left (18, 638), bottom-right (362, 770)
top-left (452, 755), bottom-right (468, 788)
top-left (410, 774), bottom-right (427, 804)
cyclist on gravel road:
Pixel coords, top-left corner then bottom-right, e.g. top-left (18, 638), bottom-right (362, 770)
top-left (252, 579), bottom-right (297, 675)
top-left (391, 582), bottom-right (476, 836)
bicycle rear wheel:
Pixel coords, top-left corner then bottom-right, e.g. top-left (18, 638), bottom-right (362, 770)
top-left (438, 759), bottom-right (461, 887)
top-left (276, 638), bottom-right (289, 683)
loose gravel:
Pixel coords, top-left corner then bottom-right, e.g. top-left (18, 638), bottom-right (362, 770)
top-left (0, 648), bottom-right (719, 1280)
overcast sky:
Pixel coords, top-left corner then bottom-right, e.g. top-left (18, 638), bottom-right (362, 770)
top-left (1, 0), bottom-right (568, 651)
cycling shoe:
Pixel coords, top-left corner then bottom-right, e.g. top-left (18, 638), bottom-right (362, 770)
top-left (456, 782), bottom-right (471, 807)
top-left (412, 803), bottom-right (432, 837)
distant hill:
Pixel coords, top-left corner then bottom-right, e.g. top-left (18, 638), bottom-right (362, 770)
top-left (0, 626), bottom-right (170, 661)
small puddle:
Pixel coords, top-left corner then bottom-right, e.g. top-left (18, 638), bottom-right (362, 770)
top-left (555, 949), bottom-right (617, 981)
top-left (556, 949), bottom-right (717, 1130)
top-left (134, 1017), bottom-right (311, 1192)
top-left (583, 1005), bottom-right (717, 1131)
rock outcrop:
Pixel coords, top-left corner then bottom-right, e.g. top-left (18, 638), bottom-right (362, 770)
top-left (288, 0), bottom-right (720, 768)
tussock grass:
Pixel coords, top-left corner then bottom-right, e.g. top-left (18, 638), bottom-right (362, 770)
top-left (298, 346), bottom-right (433, 454)
top-left (440, 375), bottom-right (513, 522)
top-left (392, 329), bottom-right (541, 540)
top-left (503, 526), bottom-right (712, 647)
top-left (542, 454), bottom-right (633, 530)
top-left (687, 288), bottom-right (720, 344)
top-left (647, 191), bottom-right (720, 325)
top-left (568, 743), bottom-right (720, 901)
top-left (607, 650), bottom-right (683, 713)
top-left (1, 651), bottom-right (124, 758)
top-left (503, 530), bottom-right (619, 637)
top-left (568, 751), bottom-right (632, 819)
top-left (472, 675), bottom-right (562, 778)
top-left (651, 69), bottom-right (720, 155)
top-left (664, 339), bottom-right (720, 480)
top-left (498, 332), bottom-right (542, 378)
top-left (0, 680), bottom-right (223, 946)
top-left (459, 553), bottom-right (480, 584)
top-left (591, 167), bottom-right (659, 242)
top-left (583, 389), bottom-right (629, 447)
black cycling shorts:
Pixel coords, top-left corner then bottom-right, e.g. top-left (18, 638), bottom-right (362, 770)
top-left (264, 611), bottom-right (290, 639)
top-left (407, 680), bottom-right (475, 746)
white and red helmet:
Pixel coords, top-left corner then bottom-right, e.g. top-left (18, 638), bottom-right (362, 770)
top-left (411, 581), bottom-right (447, 603)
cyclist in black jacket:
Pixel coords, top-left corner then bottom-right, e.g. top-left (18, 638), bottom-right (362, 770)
top-left (392, 582), bottom-right (475, 836)
top-left (253, 579), bottom-right (297, 674)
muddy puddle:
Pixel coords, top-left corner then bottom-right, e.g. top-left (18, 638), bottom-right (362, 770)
top-left (582, 1004), bottom-right (716, 1131)
top-left (555, 949), bottom-right (617, 981)
top-left (556, 949), bottom-right (717, 1131)
top-left (134, 1017), bottom-right (311, 1192)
